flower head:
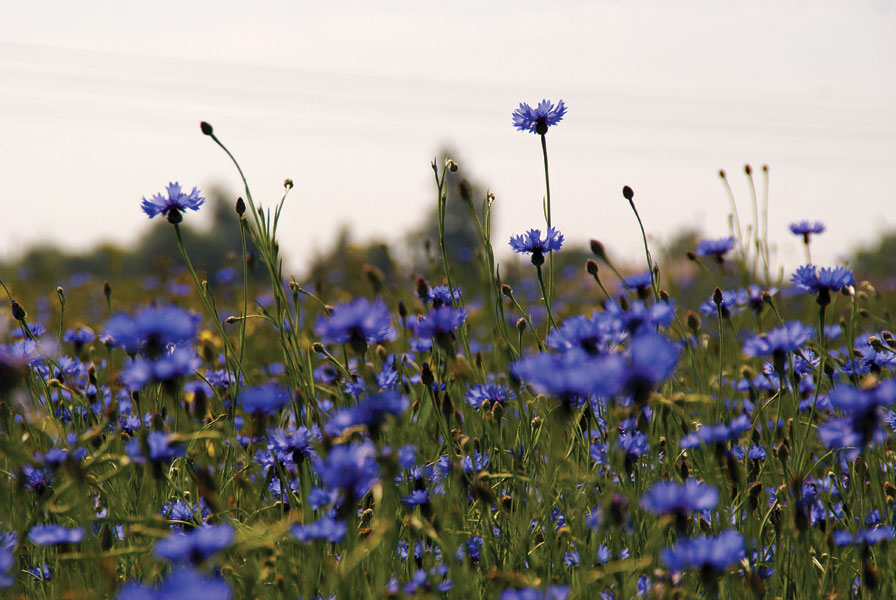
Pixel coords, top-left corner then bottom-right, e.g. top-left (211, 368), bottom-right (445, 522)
top-left (512, 99), bottom-right (567, 135)
top-left (661, 530), bottom-right (745, 574)
top-left (239, 384), bottom-right (290, 415)
top-left (791, 265), bottom-right (854, 294)
top-left (509, 227), bottom-right (564, 265)
top-left (641, 480), bottom-right (719, 515)
top-left (314, 298), bottom-right (395, 353)
top-left (790, 220), bottom-right (825, 237)
top-left (153, 524), bottom-right (234, 564)
top-left (141, 182), bottom-right (205, 223)
top-left (466, 383), bottom-right (516, 411)
top-left (695, 237), bottom-right (735, 260)
top-left (28, 525), bottom-right (84, 546)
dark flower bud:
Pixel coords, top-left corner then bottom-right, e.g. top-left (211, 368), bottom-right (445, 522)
top-left (200, 121), bottom-right (213, 136)
top-left (446, 159), bottom-right (458, 172)
top-left (659, 289), bottom-right (671, 303)
top-left (516, 318), bottom-right (527, 333)
top-left (590, 239), bottom-right (606, 259)
top-left (744, 164), bottom-right (752, 175)
top-left (397, 301), bottom-right (408, 320)
top-left (363, 264), bottom-right (384, 294)
top-left (712, 287), bottom-right (724, 306)
top-left (283, 179), bottom-right (294, 189)
top-left (224, 316), bottom-right (239, 324)
top-left (775, 440), bottom-right (789, 464)
top-left (686, 251), bottom-right (696, 261)
top-left (103, 281), bottom-right (112, 300)
top-left (501, 284), bottom-right (513, 298)
top-left (586, 259), bottom-right (598, 276)
top-left (719, 169), bottom-right (727, 178)
top-left (416, 275), bottom-right (430, 300)
top-left (11, 300), bottom-right (26, 321)
top-left (235, 197), bottom-right (246, 216)
top-left (622, 186), bottom-right (634, 201)
top-left (311, 342), bottom-right (325, 354)
top-left (421, 362), bottom-right (435, 388)
top-left (686, 310), bottom-right (701, 332)
top-left (457, 179), bottom-right (473, 204)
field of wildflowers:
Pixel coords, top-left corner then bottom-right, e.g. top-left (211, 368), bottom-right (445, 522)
top-left (1, 100), bottom-right (894, 599)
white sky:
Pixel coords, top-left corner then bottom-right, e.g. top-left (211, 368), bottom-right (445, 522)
top-left (1, 0), bottom-right (895, 277)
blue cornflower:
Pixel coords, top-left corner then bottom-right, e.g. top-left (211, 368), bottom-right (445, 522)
top-left (104, 306), bottom-right (199, 357)
top-left (153, 524), bottom-right (234, 564)
top-left (511, 349), bottom-right (624, 405)
top-left (641, 480), bottom-right (719, 516)
top-left (466, 383), bottom-right (516, 411)
top-left (316, 441), bottom-right (379, 501)
top-left (546, 312), bottom-right (620, 355)
top-left (661, 530), bottom-right (745, 573)
top-left (402, 489), bottom-right (430, 508)
top-left (266, 426), bottom-right (317, 465)
top-left (695, 237), bottom-right (735, 260)
top-left (428, 285), bottom-right (462, 308)
top-left (509, 228), bottom-right (564, 265)
top-left (126, 431), bottom-right (185, 466)
top-left (512, 99), bottom-right (568, 135)
top-left (415, 306), bottom-right (467, 339)
top-left (63, 327), bottom-right (95, 351)
top-left (621, 271), bottom-right (653, 291)
top-left (500, 586), bottom-right (569, 600)
top-left (619, 333), bottom-right (679, 405)
top-left (790, 264), bottom-right (854, 304)
top-left (239, 384), bottom-right (290, 415)
top-left (742, 321), bottom-right (813, 370)
top-left (291, 518), bottom-right (346, 543)
top-left (331, 389), bottom-right (409, 433)
top-left (141, 182), bottom-right (205, 223)
top-left (833, 526), bottom-right (895, 547)
top-left (116, 567), bottom-right (231, 600)
top-left (314, 297), bottom-right (395, 353)
top-left (28, 525), bottom-right (84, 546)
top-left (790, 220), bottom-right (825, 240)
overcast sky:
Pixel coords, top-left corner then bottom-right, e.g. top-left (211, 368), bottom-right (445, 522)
top-left (1, 0), bottom-right (894, 278)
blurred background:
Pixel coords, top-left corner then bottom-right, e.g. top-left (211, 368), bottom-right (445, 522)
top-left (1, 0), bottom-right (895, 288)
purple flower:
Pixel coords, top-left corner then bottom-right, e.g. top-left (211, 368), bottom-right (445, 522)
top-left (290, 518), bottom-right (346, 543)
top-left (641, 480), bottom-right (719, 515)
top-left (509, 228), bottom-right (564, 265)
top-left (695, 237), bottom-right (735, 259)
top-left (790, 220), bottom-right (825, 237)
top-left (621, 271), bottom-right (652, 291)
top-left (661, 530), bottom-right (745, 573)
top-left (743, 321), bottom-right (813, 360)
top-left (314, 298), bottom-right (395, 352)
top-left (414, 306), bottom-right (467, 339)
top-left (28, 525), bottom-right (84, 546)
top-left (239, 384), bottom-right (290, 415)
top-left (512, 99), bottom-right (568, 134)
top-left (116, 567), bottom-right (231, 600)
top-left (141, 182), bottom-right (205, 223)
top-left (316, 442), bottom-right (379, 501)
top-left (834, 526), bottom-right (894, 547)
top-left (153, 524), bottom-right (234, 563)
top-left (466, 383), bottom-right (516, 411)
top-left (791, 265), bottom-right (855, 298)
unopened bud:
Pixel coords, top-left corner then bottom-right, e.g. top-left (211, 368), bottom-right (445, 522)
top-left (10, 300), bottom-right (26, 321)
top-left (590, 239), bottom-right (607, 259)
top-left (622, 186), bottom-right (634, 201)
top-left (501, 284), bottom-right (513, 298)
top-left (586, 259), bottom-right (598, 276)
top-left (103, 281), bottom-right (112, 300)
top-left (200, 121), bottom-right (213, 136)
top-left (712, 287), bottom-right (724, 306)
top-left (235, 197), bottom-right (246, 216)
top-left (744, 164), bottom-right (752, 175)
top-left (311, 342), bottom-right (325, 354)
top-left (516, 318), bottom-right (527, 333)
top-left (283, 178), bottom-right (294, 189)
top-left (686, 310), bottom-right (701, 331)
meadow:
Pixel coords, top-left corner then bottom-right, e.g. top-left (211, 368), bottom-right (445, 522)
top-left (1, 100), bottom-right (894, 599)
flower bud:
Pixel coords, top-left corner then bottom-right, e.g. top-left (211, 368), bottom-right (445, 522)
top-left (200, 121), bottom-right (213, 136)
top-left (586, 259), bottom-right (598, 276)
top-left (622, 186), bottom-right (634, 201)
top-left (235, 197), bottom-right (246, 216)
